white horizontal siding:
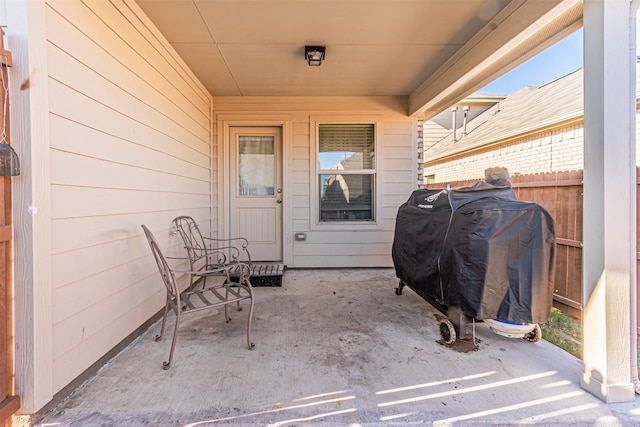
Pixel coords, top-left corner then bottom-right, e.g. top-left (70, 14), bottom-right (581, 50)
top-left (47, 0), bottom-right (209, 125)
top-left (49, 116), bottom-right (210, 181)
top-left (50, 150), bottom-right (210, 194)
top-left (52, 283), bottom-right (163, 393)
top-left (44, 0), bottom-right (213, 394)
top-left (292, 231), bottom-right (395, 245)
top-left (291, 255), bottom-right (393, 268)
top-left (47, 79), bottom-right (209, 169)
top-left (214, 97), bottom-right (416, 268)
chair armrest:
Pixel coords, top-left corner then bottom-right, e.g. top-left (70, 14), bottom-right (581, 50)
top-left (173, 261), bottom-right (251, 277)
top-left (203, 236), bottom-right (249, 247)
top-left (201, 236), bottom-right (252, 264)
top-left (181, 243), bottom-right (244, 266)
top-left (165, 255), bottom-right (194, 260)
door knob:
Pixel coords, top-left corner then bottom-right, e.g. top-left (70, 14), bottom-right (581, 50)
top-left (277, 199), bottom-right (282, 204)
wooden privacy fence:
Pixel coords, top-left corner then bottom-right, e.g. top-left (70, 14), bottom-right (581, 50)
top-left (426, 170), bottom-right (587, 321)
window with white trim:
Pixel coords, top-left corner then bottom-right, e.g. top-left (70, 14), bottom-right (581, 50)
top-left (317, 123), bottom-right (375, 222)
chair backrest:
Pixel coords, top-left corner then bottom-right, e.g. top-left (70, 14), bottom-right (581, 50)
top-left (172, 215), bottom-right (206, 253)
top-left (172, 215), bottom-right (243, 267)
top-left (142, 225), bottom-right (180, 303)
top-left (171, 216), bottom-right (212, 270)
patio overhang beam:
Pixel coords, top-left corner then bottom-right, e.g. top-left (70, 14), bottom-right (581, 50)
top-left (409, 0), bottom-right (583, 120)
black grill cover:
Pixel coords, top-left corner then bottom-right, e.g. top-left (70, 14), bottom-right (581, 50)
top-left (392, 182), bottom-right (555, 324)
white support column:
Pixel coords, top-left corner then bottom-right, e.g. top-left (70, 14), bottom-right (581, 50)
top-left (581, 0), bottom-right (638, 403)
top-left (4, 0), bottom-right (54, 416)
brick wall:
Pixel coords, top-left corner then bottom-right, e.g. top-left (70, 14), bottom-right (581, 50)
top-left (425, 109), bottom-right (640, 183)
top-left (424, 123), bottom-right (585, 183)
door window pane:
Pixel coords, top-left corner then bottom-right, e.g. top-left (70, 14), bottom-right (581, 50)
top-left (238, 136), bottom-right (274, 195)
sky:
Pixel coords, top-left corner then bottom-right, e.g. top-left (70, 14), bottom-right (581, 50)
top-left (479, 28), bottom-right (584, 95)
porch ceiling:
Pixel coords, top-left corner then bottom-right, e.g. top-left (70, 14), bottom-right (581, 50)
top-left (134, 0), bottom-right (582, 118)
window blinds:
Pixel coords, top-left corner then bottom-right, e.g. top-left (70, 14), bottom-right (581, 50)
top-left (318, 124), bottom-right (374, 170)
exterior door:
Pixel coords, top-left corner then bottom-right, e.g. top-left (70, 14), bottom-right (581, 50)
top-left (230, 127), bottom-right (283, 262)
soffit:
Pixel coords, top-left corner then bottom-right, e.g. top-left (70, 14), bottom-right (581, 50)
top-left (134, 0), bottom-right (581, 117)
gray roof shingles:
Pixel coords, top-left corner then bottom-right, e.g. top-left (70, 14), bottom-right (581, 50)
top-left (424, 68), bottom-right (584, 162)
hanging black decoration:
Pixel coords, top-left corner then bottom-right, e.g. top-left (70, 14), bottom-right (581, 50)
top-left (0, 143), bottom-right (18, 176)
top-left (0, 50), bottom-right (18, 176)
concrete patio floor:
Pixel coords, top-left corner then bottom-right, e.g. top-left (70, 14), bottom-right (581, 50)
top-left (33, 268), bottom-right (640, 426)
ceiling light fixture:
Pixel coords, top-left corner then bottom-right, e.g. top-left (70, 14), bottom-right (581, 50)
top-left (304, 46), bottom-right (325, 66)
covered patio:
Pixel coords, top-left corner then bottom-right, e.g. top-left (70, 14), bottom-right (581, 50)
top-left (31, 269), bottom-right (640, 426)
top-left (2, 0), bottom-right (639, 421)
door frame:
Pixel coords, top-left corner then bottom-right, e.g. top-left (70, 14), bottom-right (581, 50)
top-left (229, 126), bottom-right (283, 261)
top-left (216, 115), bottom-right (294, 266)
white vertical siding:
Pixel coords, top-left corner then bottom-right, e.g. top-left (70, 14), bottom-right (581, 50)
top-left (213, 97), bottom-right (416, 268)
top-left (44, 0), bottom-right (212, 395)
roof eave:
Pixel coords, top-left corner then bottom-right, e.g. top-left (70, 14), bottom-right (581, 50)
top-left (410, 0), bottom-right (583, 119)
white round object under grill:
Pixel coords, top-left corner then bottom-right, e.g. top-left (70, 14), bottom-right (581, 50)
top-left (484, 319), bottom-right (536, 338)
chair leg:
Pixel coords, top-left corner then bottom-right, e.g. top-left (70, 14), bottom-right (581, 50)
top-left (224, 288), bottom-right (231, 323)
top-left (163, 310), bottom-right (181, 370)
top-left (235, 283), bottom-right (242, 311)
top-left (229, 282), bottom-right (243, 312)
top-left (246, 292), bottom-right (255, 350)
top-left (155, 300), bottom-right (170, 342)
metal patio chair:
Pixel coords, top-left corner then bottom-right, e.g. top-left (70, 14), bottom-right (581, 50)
top-left (171, 215), bottom-right (252, 290)
top-left (141, 224), bottom-right (255, 370)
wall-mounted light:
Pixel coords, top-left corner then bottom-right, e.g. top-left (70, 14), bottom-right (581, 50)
top-left (304, 46), bottom-right (325, 66)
